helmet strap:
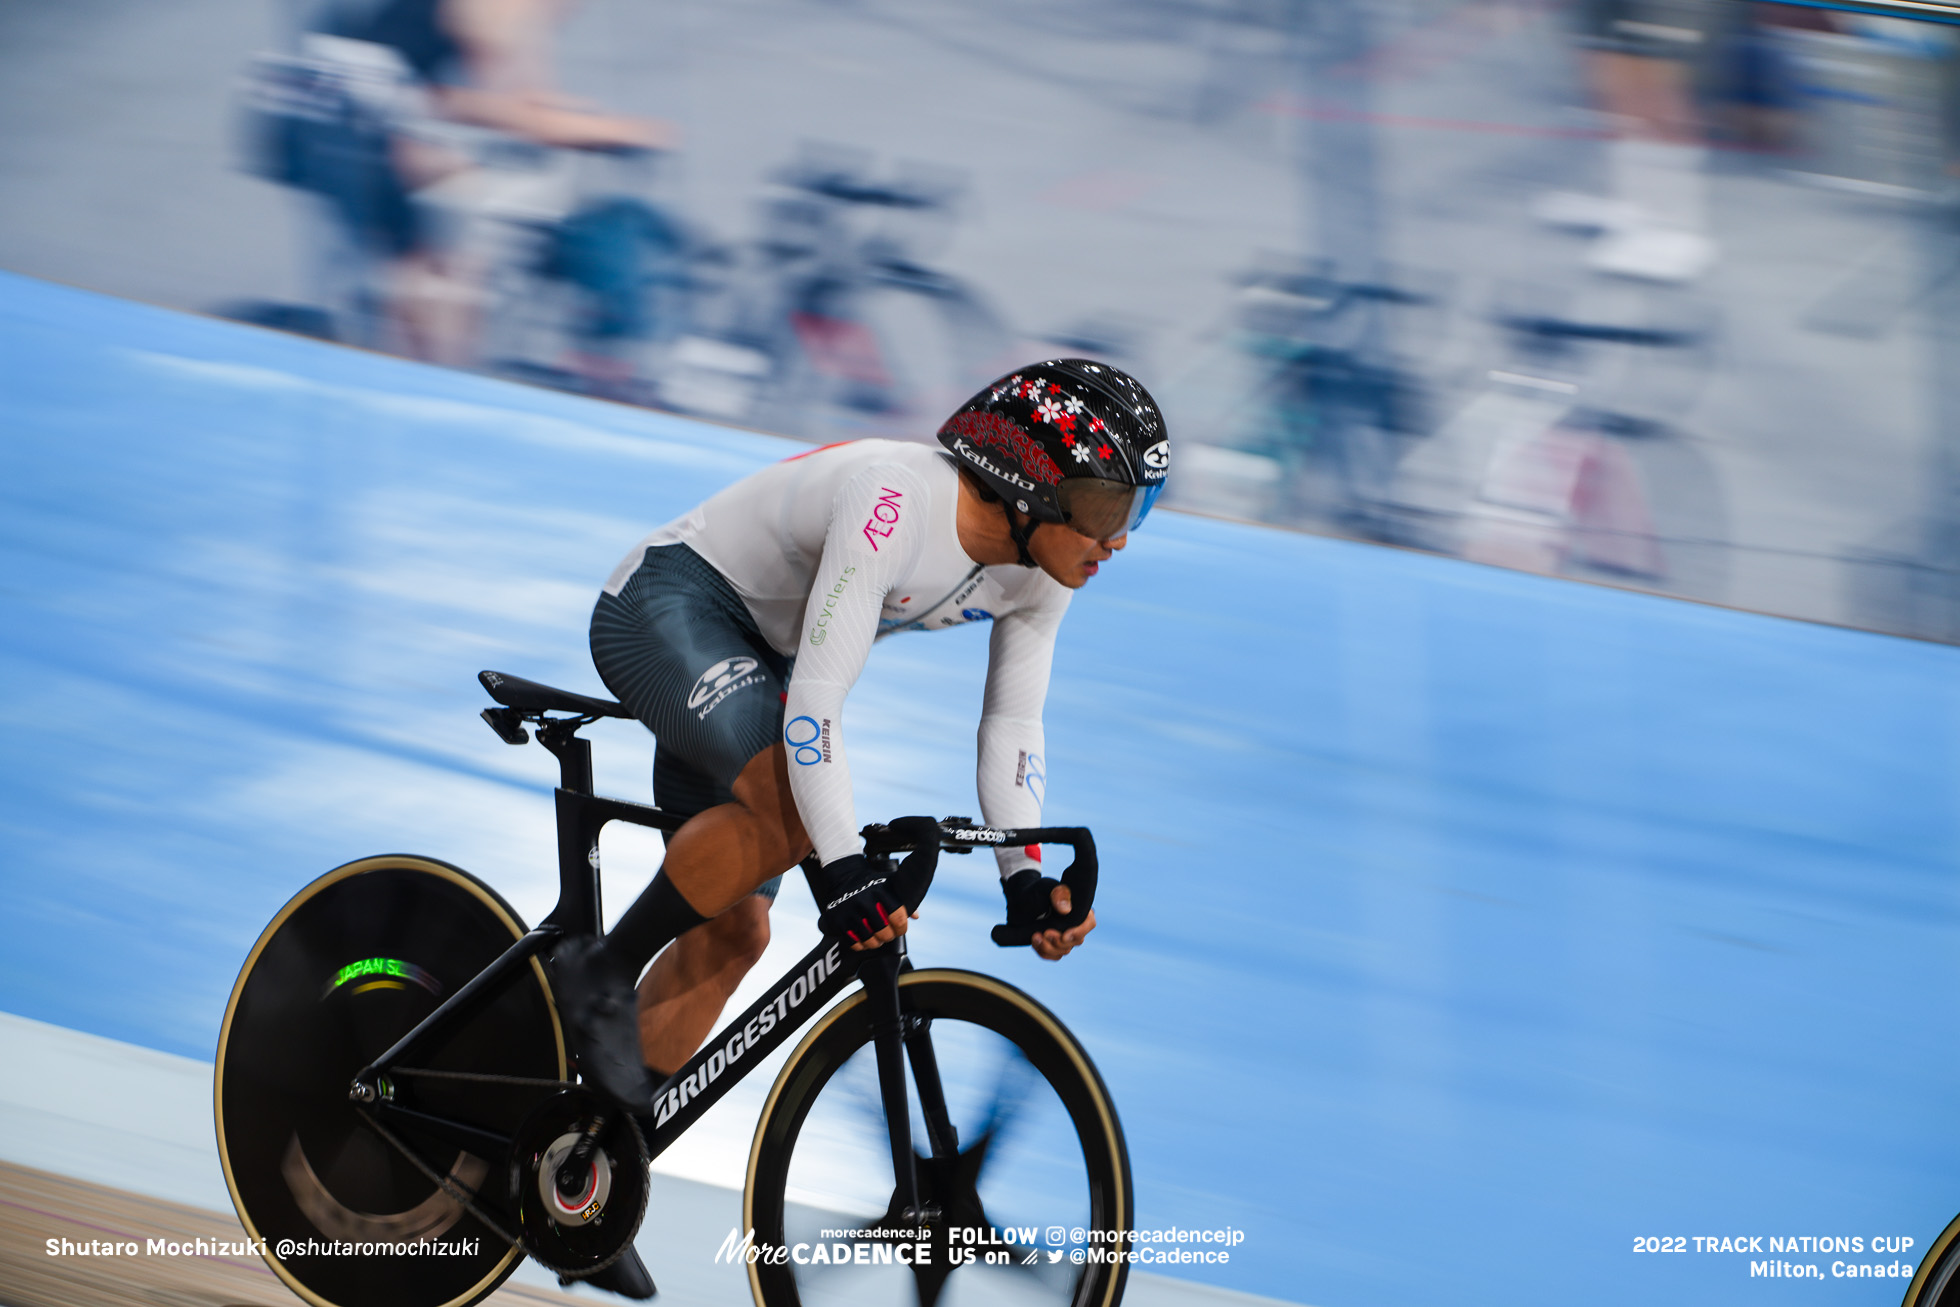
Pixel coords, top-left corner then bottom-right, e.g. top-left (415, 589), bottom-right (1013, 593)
top-left (1005, 507), bottom-right (1040, 569)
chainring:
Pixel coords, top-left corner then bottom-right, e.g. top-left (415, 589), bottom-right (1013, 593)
top-left (508, 1088), bottom-right (648, 1277)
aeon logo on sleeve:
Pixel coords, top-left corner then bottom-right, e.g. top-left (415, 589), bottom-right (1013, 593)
top-left (687, 656), bottom-right (762, 719)
top-left (862, 487), bottom-right (903, 551)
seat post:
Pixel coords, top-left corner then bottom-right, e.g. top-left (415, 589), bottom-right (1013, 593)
top-left (538, 719), bottom-right (604, 937)
top-left (536, 720), bottom-right (595, 794)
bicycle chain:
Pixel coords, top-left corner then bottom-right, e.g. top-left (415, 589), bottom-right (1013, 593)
top-left (353, 1105), bottom-right (523, 1251)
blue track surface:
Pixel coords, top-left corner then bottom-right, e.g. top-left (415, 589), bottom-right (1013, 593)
top-left (3, 269), bottom-right (1957, 1306)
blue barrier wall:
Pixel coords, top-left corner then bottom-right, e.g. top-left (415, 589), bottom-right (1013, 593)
top-left (2, 270), bottom-right (1956, 1305)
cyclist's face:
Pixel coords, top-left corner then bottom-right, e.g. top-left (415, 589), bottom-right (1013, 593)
top-left (1029, 520), bottom-right (1127, 589)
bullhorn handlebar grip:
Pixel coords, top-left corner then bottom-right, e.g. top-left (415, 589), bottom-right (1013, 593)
top-left (858, 820), bottom-right (1098, 947)
top-left (987, 827), bottom-right (1097, 948)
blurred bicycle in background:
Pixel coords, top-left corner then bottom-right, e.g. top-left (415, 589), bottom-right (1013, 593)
top-left (1390, 281), bottom-right (1730, 598)
top-left (1161, 256), bottom-right (1444, 538)
top-left (652, 145), bottom-right (1020, 441)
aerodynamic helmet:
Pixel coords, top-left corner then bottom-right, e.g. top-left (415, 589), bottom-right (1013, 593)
top-left (936, 359), bottom-right (1169, 546)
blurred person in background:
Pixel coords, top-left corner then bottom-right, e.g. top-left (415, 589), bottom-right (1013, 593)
top-left (1538, 0), bottom-right (1720, 281)
top-left (1714, 3), bottom-right (1828, 153)
top-left (298, 0), bottom-right (670, 363)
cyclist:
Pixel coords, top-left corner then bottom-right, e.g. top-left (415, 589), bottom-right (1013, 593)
top-left (557, 359), bottom-right (1167, 1124)
top-left (296, 0), bottom-right (668, 362)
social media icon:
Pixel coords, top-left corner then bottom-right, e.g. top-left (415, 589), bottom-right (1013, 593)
top-left (1046, 1250), bottom-right (1065, 1264)
top-left (1045, 1226), bottom-right (1066, 1246)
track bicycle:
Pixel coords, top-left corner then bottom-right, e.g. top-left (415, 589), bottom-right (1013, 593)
top-left (1162, 260), bottom-right (1439, 536)
top-left (215, 669), bottom-right (1133, 1307)
top-left (659, 146), bottom-right (1019, 441)
top-left (1385, 285), bottom-right (1728, 598)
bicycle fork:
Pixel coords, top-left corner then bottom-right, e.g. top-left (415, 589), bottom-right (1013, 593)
top-left (861, 945), bottom-right (958, 1225)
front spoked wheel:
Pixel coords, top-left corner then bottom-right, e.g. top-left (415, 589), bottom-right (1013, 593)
top-left (745, 970), bottom-right (1132, 1307)
top-left (1903, 1210), bottom-right (1960, 1306)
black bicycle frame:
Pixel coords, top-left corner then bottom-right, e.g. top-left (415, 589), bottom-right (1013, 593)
top-left (349, 707), bottom-right (1093, 1225)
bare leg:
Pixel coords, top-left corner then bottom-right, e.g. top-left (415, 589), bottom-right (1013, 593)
top-left (661, 742), bottom-right (810, 916)
top-left (630, 743), bottom-right (809, 1069)
top-left (387, 250), bottom-right (482, 367)
top-left (635, 896), bottom-right (771, 1073)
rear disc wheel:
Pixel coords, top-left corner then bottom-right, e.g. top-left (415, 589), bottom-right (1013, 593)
top-left (215, 855), bottom-right (566, 1307)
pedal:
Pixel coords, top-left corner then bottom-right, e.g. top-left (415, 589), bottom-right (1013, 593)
top-left (510, 1088), bottom-right (649, 1278)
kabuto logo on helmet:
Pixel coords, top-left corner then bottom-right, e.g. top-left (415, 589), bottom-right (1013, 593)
top-left (941, 412), bottom-right (1063, 486)
top-left (947, 438), bottom-right (1041, 495)
top-left (1142, 440), bottom-right (1169, 474)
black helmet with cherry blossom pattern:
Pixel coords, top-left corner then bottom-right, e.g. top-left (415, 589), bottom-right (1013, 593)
top-left (936, 359), bottom-right (1169, 548)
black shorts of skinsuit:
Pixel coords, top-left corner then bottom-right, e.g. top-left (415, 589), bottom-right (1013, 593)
top-left (590, 543), bottom-right (791, 899)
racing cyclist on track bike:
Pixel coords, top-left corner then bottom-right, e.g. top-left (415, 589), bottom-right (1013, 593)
top-left (553, 358), bottom-right (1168, 1296)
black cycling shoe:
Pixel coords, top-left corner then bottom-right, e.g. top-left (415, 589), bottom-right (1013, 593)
top-left (551, 937), bottom-right (657, 1110)
top-left (570, 1246), bottom-right (657, 1300)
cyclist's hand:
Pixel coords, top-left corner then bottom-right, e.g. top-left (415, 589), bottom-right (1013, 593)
top-left (812, 853), bottom-right (912, 951)
top-left (1003, 869), bottom-right (1094, 960)
top-left (1032, 885), bottom-right (1095, 961)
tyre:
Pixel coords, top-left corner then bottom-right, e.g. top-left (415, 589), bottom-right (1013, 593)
top-left (216, 855), bottom-right (566, 1307)
top-left (744, 969), bottom-right (1132, 1307)
top-left (1904, 1210), bottom-right (1960, 1307)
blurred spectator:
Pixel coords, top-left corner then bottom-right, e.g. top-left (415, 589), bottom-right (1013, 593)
top-left (299, 0), bottom-right (671, 363)
top-left (1537, 0), bottom-right (1719, 282)
top-left (1713, 4), bottom-right (1832, 153)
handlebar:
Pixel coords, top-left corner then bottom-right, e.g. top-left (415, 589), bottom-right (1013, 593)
top-left (1496, 315), bottom-right (1697, 348)
top-left (577, 142), bottom-right (660, 160)
top-left (771, 160), bottom-right (955, 212)
top-left (859, 818), bottom-right (1098, 949)
top-left (1236, 270), bottom-right (1435, 310)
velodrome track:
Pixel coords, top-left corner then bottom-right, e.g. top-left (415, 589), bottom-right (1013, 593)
top-left (2, 269), bottom-right (1957, 1306)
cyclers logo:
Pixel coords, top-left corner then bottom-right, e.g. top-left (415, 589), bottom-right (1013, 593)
top-left (687, 656), bottom-right (762, 720)
top-left (786, 715), bottom-right (832, 766)
top-left (809, 566), bottom-right (856, 647)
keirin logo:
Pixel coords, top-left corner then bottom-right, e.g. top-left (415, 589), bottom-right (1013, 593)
top-left (1019, 751), bottom-right (1045, 805)
top-left (688, 656), bottom-right (762, 719)
top-left (786, 715), bottom-right (831, 765)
